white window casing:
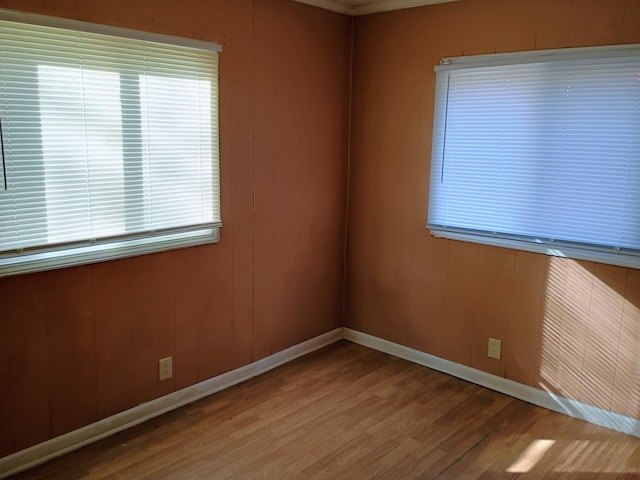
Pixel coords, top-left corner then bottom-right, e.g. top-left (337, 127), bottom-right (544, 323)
top-left (427, 44), bottom-right (640, 269)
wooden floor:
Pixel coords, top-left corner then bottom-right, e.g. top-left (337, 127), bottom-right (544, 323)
top-left (8, 341), bottom-right (640, 479)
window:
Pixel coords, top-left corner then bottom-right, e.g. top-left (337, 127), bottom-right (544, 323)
top-left (427, 45), bottom-right (640, 269)
top-left (0, 9), bottom-right (221, 277)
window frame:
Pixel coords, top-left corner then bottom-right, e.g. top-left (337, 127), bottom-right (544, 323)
top-left (427, 44), bottom-right (640, 270)
top-left (0, 9), bottom-right (222, 277)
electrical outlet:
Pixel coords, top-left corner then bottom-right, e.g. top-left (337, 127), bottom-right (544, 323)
top-left (159, 356), bottom-right (173, 381)
top-left (488, 337), bottom-right (502, 360)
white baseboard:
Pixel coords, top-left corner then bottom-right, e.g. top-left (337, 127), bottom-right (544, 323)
top-left (343, 327), bottom-right (640, 439)
top-left (4, 325), bottom-right (638, 478)
top-left (0, 328), bottom-right (342, 479)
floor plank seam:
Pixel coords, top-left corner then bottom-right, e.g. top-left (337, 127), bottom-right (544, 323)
top-left (435, 430), bottom-right (494, 478)
top-left (5, 341), bottom-right (640, 479)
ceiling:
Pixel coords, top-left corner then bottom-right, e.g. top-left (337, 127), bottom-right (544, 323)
top-left (291, 0), bottom-right (461, 15)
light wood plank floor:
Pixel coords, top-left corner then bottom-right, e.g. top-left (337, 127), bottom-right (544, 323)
top-left (8, 341), bottom-right (640, 479)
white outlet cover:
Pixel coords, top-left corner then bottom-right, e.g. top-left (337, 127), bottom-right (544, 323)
top-left (159, 357), bottom-right (173, 381)
top-left (488, 338), bottom-right (502, 360)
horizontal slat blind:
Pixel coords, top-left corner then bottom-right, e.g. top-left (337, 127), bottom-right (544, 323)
top-left (0, 13), bottom-right (220, 273)
top-left (428, 46), bottom-right (640, 268)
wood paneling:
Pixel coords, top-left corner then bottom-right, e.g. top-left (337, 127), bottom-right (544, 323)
top-left (494, 0), bottom-right (538, 52)
top-left (536, 0), bottom-right (572, 49)
top-left (537, 260), bottom-right (595, 400)
top-left (505, 252), bottom-right (547, 386)
top-left (462, 0), bottom-right (498, 55)
top-left (347, 0), bottom-right (640, 420)
top-left (2, 0), bottom-right (638, 463)
top-left (172, 248), bottom-right (199, 391)
top-left (9, 343), bottom-right (640, 479)
top-left (0, 317), bottom-right (12, 458)
top-left (42, 267), bottom-right (98, 437)
top-left (611, 269), bottom-right (640, 419)
top-left (405, 236), bottom-right (448, 357)
top-left (442, 241), bottom-right (479, 366)
top-left (0, 0), bottom-right (350, 457)
top-left (129, 253), bottom-right (176, 404)
top-left (92, 259), bottom-right (135, 419)
top-left (3, 274), bottom-right (51, 451)
top-left (623, 0), bottom-right (640, 43)
top-left (252, 0), bottom-right (350, 357)
top-left (568, 0), bottom-right (625, 47)
top-left (580, 264), bottom-right (627, 409)
top-left (470, 246), bottom-right (515, 378)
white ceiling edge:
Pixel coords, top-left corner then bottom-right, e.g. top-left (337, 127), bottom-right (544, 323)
top-left (353, 0), bottom-right (462, 15)
top-left (292, 0), bottom-right (462, 16)
top-left (293, 0), bottom-right (353, 15)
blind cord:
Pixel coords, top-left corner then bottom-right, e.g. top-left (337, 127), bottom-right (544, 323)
top-left (0, 115), bottom-right (6, 190)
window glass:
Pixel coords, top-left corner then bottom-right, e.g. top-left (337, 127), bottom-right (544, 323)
top-left (428, 47), bottom-right (640, 269)
top-left (0, 11), bottom-right (221, 276)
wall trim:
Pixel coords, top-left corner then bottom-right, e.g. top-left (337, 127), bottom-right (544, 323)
top-left (0, 328), bottom-right (342, 479)
top-left (350, 0), bottom-right (462, 16)
top-left (343, 328), bottom-right (640, 439)
top-left (291, 0), bottom-right (353, 14)
top-left (291, 0), bottom-right (462, 16)
top-left (4, 326), bottom-right (638, 478)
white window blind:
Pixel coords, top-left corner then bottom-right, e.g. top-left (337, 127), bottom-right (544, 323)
top-left (427, 45), bottom-right (640, 269)
top-left (0, 10), bottom-right (221, 276)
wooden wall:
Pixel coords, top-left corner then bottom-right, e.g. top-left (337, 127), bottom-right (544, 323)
top-left (346, 0), bottom-right (640, 420)
top-left (0, 0), bottom-right (351, 456)
top-left (2, 0), bottom-right (639, 462)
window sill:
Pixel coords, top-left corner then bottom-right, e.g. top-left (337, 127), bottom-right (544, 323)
top-left (429, 227), bottom-right (640, 270)
top-left (0, 227), bottom-right (220, 277)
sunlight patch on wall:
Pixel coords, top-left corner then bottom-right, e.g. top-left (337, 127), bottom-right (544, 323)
top-left (611, 291), bottom-right (640, 418)
top-left (539, 258), bottom-right (594, 400)
top-left (538, 258), bottom-right (639, 418)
